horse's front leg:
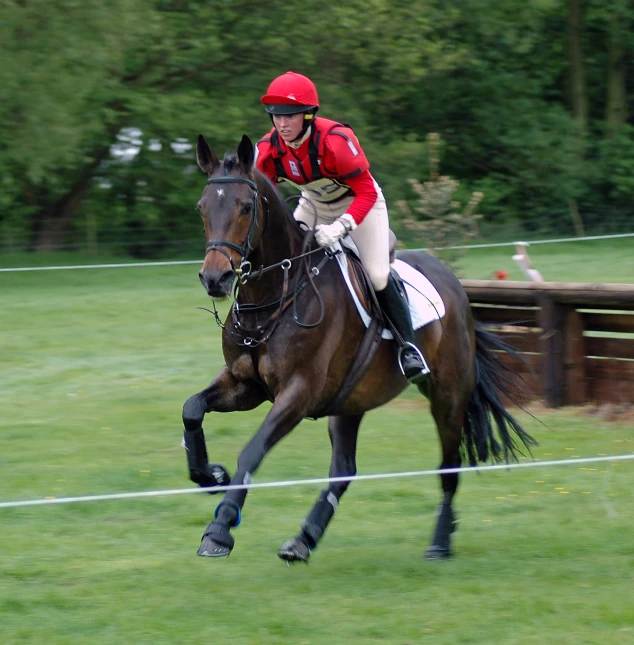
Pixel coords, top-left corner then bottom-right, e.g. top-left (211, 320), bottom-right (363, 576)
top-left (278, 414), bottom-right (363, 563)
top-left (182, 366), bottom-right (267, 493)
top-left (197, 378), bottom-right (312, 558)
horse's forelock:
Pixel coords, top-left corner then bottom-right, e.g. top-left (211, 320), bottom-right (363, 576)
top-left (222, 154), bottom-right (238, 175)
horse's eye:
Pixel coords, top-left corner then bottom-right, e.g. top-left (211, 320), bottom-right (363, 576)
top-left (241, 203), bottom-right (253, 216)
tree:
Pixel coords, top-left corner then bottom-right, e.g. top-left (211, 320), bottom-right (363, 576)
top-left (2, 0), bottom-right (634, 254)
top-left (396, 133), bottom-right (482, 271)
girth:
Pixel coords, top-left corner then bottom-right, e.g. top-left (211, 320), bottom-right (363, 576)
top-left (312, 251), bottom-right (385, 418)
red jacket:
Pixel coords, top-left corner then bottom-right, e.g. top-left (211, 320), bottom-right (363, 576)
top-left (255, 117), bottom-right (378, 225)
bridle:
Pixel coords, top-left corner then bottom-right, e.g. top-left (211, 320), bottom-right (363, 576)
top-left (203, 176), bottom-right (268, 279)
top-left (199, 173), bottom-right (334, 346)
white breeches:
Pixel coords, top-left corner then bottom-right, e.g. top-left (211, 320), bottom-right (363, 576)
top-left (293, 184), bottom-right (390, 291)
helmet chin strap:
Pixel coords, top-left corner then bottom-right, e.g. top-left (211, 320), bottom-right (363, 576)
top-left (287, 125), bottom-right (313, 149)
top-left (299, 109), bottom-right (316, 135)
top-left (268, 108), bottom-right (317, 145)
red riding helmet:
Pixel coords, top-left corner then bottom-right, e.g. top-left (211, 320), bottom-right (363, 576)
top-left (261, 71), bottom-right (320, 116)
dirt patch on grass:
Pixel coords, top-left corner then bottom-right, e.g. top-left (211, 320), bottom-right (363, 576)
top-left (511, 400), bottom-right (634, 426)
top-left (579, 403), bottom-right (634, 425)
top-left (387, 396), bottom-right (634, 426)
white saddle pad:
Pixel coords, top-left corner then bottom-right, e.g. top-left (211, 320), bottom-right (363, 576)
top-left (333, 242), bottom-right (445, 340)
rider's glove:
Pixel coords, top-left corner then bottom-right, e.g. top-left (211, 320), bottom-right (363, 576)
top-left (314, 213), bottom-right (357, 247)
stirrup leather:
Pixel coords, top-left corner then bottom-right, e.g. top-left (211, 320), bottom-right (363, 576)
top-left (398, 342), bottom-right (430, 379)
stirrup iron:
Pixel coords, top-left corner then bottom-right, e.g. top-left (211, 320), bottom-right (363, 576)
top-left (398, 342), bottom-right (430, 379)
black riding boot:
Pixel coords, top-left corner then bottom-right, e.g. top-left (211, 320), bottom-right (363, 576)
top-left (376, 274), bottom-right (430, 384)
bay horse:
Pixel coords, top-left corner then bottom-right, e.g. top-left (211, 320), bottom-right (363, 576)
top-left (183, 133), bottom-right (535, 562)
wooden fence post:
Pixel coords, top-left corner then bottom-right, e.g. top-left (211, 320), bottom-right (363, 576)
top-left (537, 295), bottom-right (566, 408)
top-left (563, 309), bottom-right (587, 405)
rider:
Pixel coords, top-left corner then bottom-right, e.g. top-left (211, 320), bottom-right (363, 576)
top-left (255, 71), bottom-right (429, 384)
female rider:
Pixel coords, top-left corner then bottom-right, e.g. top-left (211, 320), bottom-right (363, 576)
top-left (255, 71), bottom-right (428, 384)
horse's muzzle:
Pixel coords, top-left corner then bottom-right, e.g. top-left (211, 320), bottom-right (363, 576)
top-left (199, 269), bottom-right (235, 298)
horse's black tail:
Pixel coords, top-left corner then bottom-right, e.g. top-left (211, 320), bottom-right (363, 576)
top-left (462, 322), bottom-right (538, 466)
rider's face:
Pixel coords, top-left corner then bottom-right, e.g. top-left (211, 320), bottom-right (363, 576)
top-left (272, 113), bottom-right (305, 143)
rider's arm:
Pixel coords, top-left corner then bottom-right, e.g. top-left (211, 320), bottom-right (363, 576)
top-left (324, 131), bottom-right (377, 225)
top-left (341, 171), bottom-right (378, 225)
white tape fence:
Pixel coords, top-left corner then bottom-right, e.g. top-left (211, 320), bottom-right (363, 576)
top-left (1, 453), bottom-right (633, 510)
top-left (1, 232), bottom-right (633, 273)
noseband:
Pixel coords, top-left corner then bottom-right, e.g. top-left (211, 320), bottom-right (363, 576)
top-left (203, 176), bottom-right (268, 275)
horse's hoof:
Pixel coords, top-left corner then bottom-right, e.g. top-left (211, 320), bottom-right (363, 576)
top-left (197, 522), bottom-right (234, 558)
top-left (424, 545), bottom-right (452, 560)
top-left (197, 538), bottom-right (232, 558)
top-left (277, 537), bottom-right (310, 563)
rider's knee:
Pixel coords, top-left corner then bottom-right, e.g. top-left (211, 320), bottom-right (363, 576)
top-left (367, 268), bottom-right (389, 291)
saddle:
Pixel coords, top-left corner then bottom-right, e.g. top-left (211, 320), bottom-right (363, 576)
top-left (341, 229), bottom-right (398, 315)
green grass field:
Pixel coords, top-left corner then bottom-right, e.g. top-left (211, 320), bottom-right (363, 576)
top-left (1, 234), bottom-right (633, 282)
top-left (1, 242), bottom-right (633, 644)
top-left (444, 237), bottom-right (634, 282)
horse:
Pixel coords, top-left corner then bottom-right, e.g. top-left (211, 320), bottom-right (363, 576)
top-left (182, 133), bottom-right (536, 562)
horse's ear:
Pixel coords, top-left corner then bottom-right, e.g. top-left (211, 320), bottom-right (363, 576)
top-left (197, 134), bottom-right (219, 175)
top-left (237, 134), bottom-right (254, 171)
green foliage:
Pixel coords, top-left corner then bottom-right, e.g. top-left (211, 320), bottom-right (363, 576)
top-left (395, 134), bottom-right (482, 270)
top-left (1, 0), bottom-right (634, 254)
top-left (594, 124), bottom-right (634, 199)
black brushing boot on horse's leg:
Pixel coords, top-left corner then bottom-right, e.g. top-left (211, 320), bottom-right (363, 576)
top-left (182, 392), bottom-right (232, 493)
top-left (278, 491), bottom-right (337, 563)
top-left (376, 274), bottom-right (430, 384)
top-left (182, 427), bottom-right (231, 492)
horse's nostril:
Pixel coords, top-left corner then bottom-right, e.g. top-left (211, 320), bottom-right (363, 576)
top-left (219, 270), bottom-right (235, 291)
top-left (198, 269), bottom-right (234, 298)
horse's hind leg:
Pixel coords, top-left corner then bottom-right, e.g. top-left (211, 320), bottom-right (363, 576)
top-left (425, 397), bottom-right (464, 560)
top-left (278, 414), bottom-right (363, 563)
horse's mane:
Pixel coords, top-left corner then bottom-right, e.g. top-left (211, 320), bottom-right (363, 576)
top-left (218, 151), bottom-right (301, 236)
top-left (252, 167), bottom-right (300, 230)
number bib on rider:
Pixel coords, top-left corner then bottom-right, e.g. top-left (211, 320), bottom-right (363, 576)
top-left (281, 176), bottom-right (351, 203)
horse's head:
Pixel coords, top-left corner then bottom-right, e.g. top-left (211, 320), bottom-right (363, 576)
top-left (196, 134), bottom-right (265, 298)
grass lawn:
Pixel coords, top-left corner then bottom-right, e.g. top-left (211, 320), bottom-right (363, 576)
top-left (1, 249), bottom-right (633, 645)
top-left (435, 237), bottom-right (634, 283)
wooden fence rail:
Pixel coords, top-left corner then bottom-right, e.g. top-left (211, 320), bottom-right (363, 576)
top-left (461, 280), bottom-right (634, 407)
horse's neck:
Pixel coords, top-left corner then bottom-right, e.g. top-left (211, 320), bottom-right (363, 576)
top-left (240, 181), bottom-right (305, 302)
